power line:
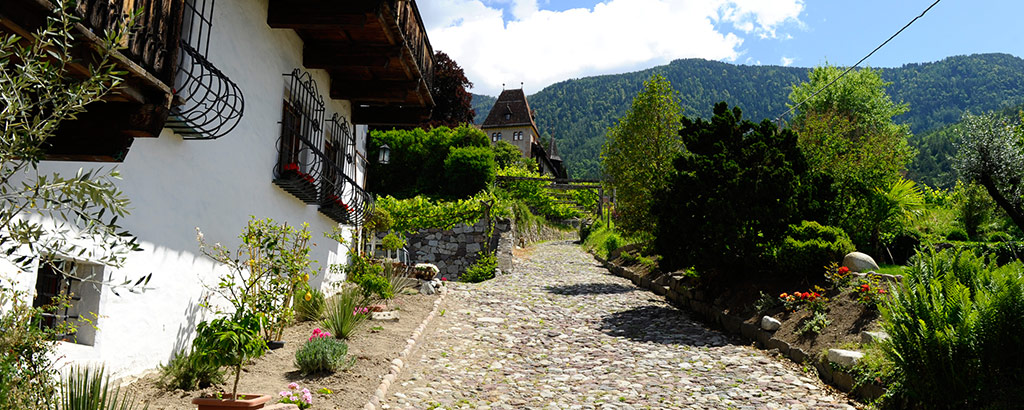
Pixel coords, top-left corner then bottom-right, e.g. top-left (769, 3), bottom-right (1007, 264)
top-left (775, 0), bottom-right (942, 125)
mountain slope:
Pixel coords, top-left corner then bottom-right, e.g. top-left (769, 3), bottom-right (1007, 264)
top-left (472, 53), bottom-right (1024, 179)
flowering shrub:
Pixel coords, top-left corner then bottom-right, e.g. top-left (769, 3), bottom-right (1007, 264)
top-left (855, 279), bottom-right (888, 306)
top-left (308, 328), bottom-right (331, 341)
top-left (779, 286), bottom-right (828, 313)
top-left (278, 382), bottom-right (313, 409)
top-left (294, 336), bottom-right (353, 375)
top-left (412, 263), bottom-right (439, 280)
top-left (824, 263), bottom-right (853, 289)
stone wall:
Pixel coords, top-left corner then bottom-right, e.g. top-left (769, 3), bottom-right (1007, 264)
top-left (377, 213), bottom-right (577, 279)
top-left (377, 218), bottom-right (512, 279)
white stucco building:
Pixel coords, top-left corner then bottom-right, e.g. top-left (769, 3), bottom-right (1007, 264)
top-left (0, 0), bottom-right (435, 380)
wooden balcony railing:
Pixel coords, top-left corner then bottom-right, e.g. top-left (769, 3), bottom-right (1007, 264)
top-left (74, 0), bottom-right (185, 86)
top-left (390, 0), bottom-right (434, 92)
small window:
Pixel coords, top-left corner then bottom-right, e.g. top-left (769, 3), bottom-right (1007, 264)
top-left (33, 260), bottom-right (103, 346)
top-left (491, 133), bottom-right (497, 142)
top-left (497, 132), bottom-right (502, 141)
top-left (504, 113), bottom-right (511, 120)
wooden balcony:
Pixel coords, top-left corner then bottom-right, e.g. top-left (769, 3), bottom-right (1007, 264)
top-left (0, 0), bottom-right (183, 161)
top-left (267, 0), bottom-right (435, 126)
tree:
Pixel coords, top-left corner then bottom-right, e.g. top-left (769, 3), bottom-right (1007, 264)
top-left (1, 3), bottom-right (143, 408)
top-left (367, 125), bottom-right (490, 199)
top-left (954, 112), bottom-right (1024, 232)
top-left (424, 51), bottom-right (475, 128)
top-left (788, 65), bottom-right (917, 249)
top-left (654, 103), bottom-right (811, 275)
top-left (491, 141), bottom-right (524, 169)
top-left (600, 74), bottom-right (683, 239)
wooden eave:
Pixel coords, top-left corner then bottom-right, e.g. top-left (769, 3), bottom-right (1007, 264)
top-left (267, 0), bottom-right (435, 125)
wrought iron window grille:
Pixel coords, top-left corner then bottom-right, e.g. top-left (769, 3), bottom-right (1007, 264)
top-left (273, 69), bottom-right (326, 204)
top-left (166, 0), bottom-right (244, 139)
top-left (319, 113), bottom-right (370, 225)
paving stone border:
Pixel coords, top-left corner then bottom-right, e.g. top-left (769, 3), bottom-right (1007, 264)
top-left (362, 288), bottom-right (448, 410)
top-left (596, 256), bottom-right (887, 401)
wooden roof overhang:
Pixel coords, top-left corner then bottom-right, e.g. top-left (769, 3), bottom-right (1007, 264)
top-left (267, 0), bottom-right (435, 126)
top-left (0, 0), bottom-right (181, 162)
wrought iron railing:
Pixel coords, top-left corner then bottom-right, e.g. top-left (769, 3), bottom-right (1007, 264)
top-left (165, 0), bottom-right (244, 139)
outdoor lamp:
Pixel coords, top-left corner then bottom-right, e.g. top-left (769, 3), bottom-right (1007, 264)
top-left (378, 144), bottom-right (391, 164)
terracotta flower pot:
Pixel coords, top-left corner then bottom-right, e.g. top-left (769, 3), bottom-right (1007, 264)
top-left (192, 394), bottom-right (272, 410)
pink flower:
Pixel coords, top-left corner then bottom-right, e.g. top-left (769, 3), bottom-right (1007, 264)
top-left (279, 391), bottom-right (290, 397)
top-left (441, 277), bottom-right (448, 281)
top-left (288, 382), bottom-right (299, 390)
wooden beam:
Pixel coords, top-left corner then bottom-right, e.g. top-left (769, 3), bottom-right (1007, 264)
top-left (352, 106), bottom-right (431, 126)
top-left (267, 1), bottom-right (374, 29)
top-left (304, 44), bottom-right (401, 69)
top-left (331, 80), bottom-right (419, 102)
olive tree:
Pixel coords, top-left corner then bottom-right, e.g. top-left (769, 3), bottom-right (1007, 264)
top-left (954, 112), bottom-right (1024, 232)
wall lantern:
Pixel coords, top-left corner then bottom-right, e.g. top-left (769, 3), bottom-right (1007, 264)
top-left (378, 144), bottom-right (391, 164)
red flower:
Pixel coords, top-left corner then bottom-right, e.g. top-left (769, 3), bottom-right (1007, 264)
top-left (838, 266), bottom-right (850, 275)
top-left (284, 163), bottom-right (299, 172)
top-left (859, 284), bottom-right (870, 292)
top-left (441, 277), bottom-right (448, 281)
top-left (811, 292), bottom-right (820, 299)
top-left (877, 288), bottom-right (887, 294)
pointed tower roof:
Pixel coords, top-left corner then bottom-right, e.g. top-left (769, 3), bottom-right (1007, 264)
top-left (481, 89), bottom-right (536, 129)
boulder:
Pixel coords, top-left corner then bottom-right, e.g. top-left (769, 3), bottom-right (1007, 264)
top-left (761, 315), bottom-right (782, 331)
top-left (419, 280), bottom-right (436, 295)
top-left (827, 349), bottom-right (864, 367)
top-left (843, 252), bottom-right (880, 272)
top-left (860, 330), bottom-right (890, 344)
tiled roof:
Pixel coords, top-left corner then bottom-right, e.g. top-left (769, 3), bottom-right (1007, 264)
top-left (481, 89), bottom-right (535, 128)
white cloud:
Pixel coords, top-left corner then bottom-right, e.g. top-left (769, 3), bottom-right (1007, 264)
top-left (420, 0), bottom-right (804, 95)
top-left (781, 56), bottom-right (795, 66)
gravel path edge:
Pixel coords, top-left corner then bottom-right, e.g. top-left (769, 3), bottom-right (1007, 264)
top-left (362, 287), bottom-right (448, 410)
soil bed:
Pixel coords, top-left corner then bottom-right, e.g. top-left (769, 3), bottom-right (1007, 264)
top-left (129, 292), bottom-right (437, 409)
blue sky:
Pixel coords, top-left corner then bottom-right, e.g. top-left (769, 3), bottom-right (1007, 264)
top-left (418, 0), bottom-right (1024, 96)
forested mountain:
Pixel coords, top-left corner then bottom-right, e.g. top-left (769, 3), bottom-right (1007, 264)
top-left (470, 93), bottom-right (496, 123)
top-left (471, 53), bottom-right (1024, 179)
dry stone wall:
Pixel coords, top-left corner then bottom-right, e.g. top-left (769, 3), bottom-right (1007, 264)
top-left (377, 218), bottom-right (512, 279)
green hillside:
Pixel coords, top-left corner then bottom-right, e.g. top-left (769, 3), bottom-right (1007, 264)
top-left (472, 53), bottom-right (1024, 179)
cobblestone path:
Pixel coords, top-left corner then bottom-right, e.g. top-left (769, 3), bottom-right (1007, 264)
top-left (383, 241), bottom-right (857, 410)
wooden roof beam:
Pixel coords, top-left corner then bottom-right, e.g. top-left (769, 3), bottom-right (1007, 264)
top-left (352, 106), bottom-right (431, 126)
top-left (331, 80), bottom-right (418, 102)
top-left (304, 44), bottom-right (402, 69)
top-left (266, 1), bottom-right (374, 29)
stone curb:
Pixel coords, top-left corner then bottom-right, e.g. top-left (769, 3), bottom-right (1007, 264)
top-left (361, 287), bottom-right (448, 410)
top-left (595, 255), bottom-right (886, 402)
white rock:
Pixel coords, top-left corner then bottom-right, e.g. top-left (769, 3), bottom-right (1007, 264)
top-left (860, 331), bottom-right (890, 344)
top-left (760, 316), bottom-right (782, 331)
top-left (843, 252), bottom-right (880, 272)
top-left (827, 349), bottom-right (864, 367)
top-left (476, 317), bottom-right (505, 324)
top-left (371, 311), bottom-right (400, 321)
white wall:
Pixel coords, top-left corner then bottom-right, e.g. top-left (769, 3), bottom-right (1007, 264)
top-left (1, 0), bottom-right (367, 380)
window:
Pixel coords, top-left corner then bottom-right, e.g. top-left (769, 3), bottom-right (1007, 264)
top-left (491, 133), bottom-right (497, 142)
top-left (497, 132), bottom-right (502, 141)
top-left (32, 260), bottom-right (103, 346)
top-left (504, 113), bottom-right (511, 120)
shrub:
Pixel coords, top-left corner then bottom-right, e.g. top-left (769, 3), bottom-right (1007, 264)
top-left (654, 103), bottom-right (815, 275)
top-left (346, 253), bottom-right (392, 300)
top-left (294, 336), bottom-right (353, 375)
top-left (294, 288), bottom-right (326, 322)
top-left (0, 287), bottom-right (65, 409)
top-left (946, 227), bottom-right (969, 241)
top-left (320, 287), bottom-right (369, 339)
top-left (776, 221), bottom-right (855, 279)
top-left (603, 234), bottom-right (624, 259)
top-left (461, 252), bottom-right (497, 283)
top-left (157, 349), bottom-right (224, 391)
top-left (798, 311), bottom-right (830, 335)
top-left (880, 248), bottom-right (1024, 408)
top-left (443, 146), bottom-right (496, 198)
top-left (988, 231), bottom-right (1012, 242)
top-left (383, 262), bottom-right (416, 297)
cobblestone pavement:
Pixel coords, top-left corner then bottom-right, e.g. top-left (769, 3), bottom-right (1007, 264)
top-left (383, 241), bottom-right (857, 410)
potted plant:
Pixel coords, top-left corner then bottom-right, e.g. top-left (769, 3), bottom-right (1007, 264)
top-left (191, 314), bottom-right (269, 409)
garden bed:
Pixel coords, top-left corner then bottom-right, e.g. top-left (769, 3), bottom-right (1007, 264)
top-left (129, 293), bottom-right (438, 409)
